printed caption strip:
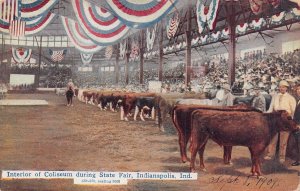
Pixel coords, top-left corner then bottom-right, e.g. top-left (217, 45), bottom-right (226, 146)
top-left (2, 170), bottom-right (198, 185)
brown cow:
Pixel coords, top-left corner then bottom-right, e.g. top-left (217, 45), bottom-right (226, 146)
top-left (172, 104), bottom-right (260, 163)
top-left (190, 110), bottom-right (297, 176)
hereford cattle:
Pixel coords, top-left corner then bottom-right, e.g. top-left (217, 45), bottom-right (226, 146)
top-left (120, 93), bottom-right (156, 121)
top-left (134, 97), bottom-right (156, 121)
top-left (190, 110), bottom-right (297, 176)
top-left (172, 104), bottom-right (260, 164)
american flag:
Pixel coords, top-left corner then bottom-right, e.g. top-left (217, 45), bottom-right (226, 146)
top-left (49, 49), bottom-right (67, 62)
top-left (9, 18), bottom-right (25, 37)
top-left (0, 0), bottom-right (20, 22)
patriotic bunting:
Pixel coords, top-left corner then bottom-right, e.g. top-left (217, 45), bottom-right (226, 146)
top-left (105, 46), bottom-right (113, 59)
top-left (106, 0), bottom-right (178, 29)
top-left (221, 27), bottom-right (229, 38)
top-left (0, 0), bottom-right (20, 22)
top-left (196, 0), bottom-right (220, 34)
top-left (250, 18), bottom-right (266, 30)
top-left (20, 0), bottom-right (59, 18)
top-left (61, 16), bottom-right (103, 54)
top-left (236, 23), bottom-right (248, 35)
top-left (200, 35), bottom-right (208, 44)
top-left (166, 12), bottom-right (180, 39)
top-left (80, 53), bottom-right (93, 65)
top-left (267, 0), bottom-right (280, 8)
top-left (291, 7), bottom-right (300, 19)
top-left (146, 24), bottom-right (156, 51)
top-left (72, 0), bottom-right (130, 46)
top-left (12, 47), bottom-right (32, 63)
top-left (49, 49), bottom-right (67, 62)
top-left (9, 17), bottom-right (25, 37)
top-left (24, 13), bottom-right (56, 36)
top-left (119, 41), bottom-right (126, 59)
top-left (270, 11), bottom-right (286, 25)
top-left (191, 37), bottom-right (199, 45)
top-left (211, 31), bottom-right (221, 41)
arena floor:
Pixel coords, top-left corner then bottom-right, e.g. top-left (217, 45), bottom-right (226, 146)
top-left (0, 93), bottom-right (299, 191)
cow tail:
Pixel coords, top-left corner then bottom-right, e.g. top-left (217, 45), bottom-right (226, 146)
top-left (172, 105), bottom-right (179, 132)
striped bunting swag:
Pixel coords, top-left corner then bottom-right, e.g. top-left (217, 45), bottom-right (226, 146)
top-left (80, 53), bottom-right (93, 65)
top-left (9, 17), bottom-right (25, 37)
top-left (12, 47), bottom-right (32, 63)
top-left (49, 49), bottom-right (67, 62)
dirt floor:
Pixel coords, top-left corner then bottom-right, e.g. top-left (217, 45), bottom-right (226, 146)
top-left (0, 92), bottom-right (299, 191)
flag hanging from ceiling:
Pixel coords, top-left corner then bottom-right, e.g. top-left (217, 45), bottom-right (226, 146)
top-left (49, 49), bottom-right (67, 62)
top-left (119, 40), bottom-right (126, 59)
top-left (61, 16), bottom-right (103, 54)
top-left (130, 41), bottom-right (139, 60)
top-left (80, 53), bottom-right (93, 65)
top-left (166, 12), bottom-right (180, 39)
top-left (105, 46), bottom-right (113, 59)
top-left (196, 0), bottom-right (220, 34)
top-left (106, 0), bottom-right (178, 29)
top-left (9, 18), bottom-right (25, 37)
top-left (146, 24), bottom-right (156, 51)
top-left (72, 0), bottom-right (130, 46)
top-left (12, 47), bottom-right (32, 63)
top-left (0, 0), bottom-right (20, 22)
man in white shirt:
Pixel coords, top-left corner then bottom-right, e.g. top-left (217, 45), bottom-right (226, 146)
top-left (264, 80), bottom-right (297, 163)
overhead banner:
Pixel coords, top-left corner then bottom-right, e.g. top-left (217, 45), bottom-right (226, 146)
top-left (196, 0), bottom-right (220, 34)
top-left (61, 16), bottom-right (103, 54)
top-left (20, 0), bottom-right (59, 18)
top-left (146, 24), bottom-right (156, 51)
top-left (106, 0), bottom-right (178, 29)
top-left (80, 53), bottom-right (93, 65)
top-left (166, 12), bottom-right (180, 39)
top-left (72, 0), bottom-right (130, 46)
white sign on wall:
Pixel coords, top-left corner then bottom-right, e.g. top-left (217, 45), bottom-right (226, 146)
top-left (10, 74), bottom-right (35, 86)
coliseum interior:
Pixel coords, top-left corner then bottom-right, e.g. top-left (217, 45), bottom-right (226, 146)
top-left (0, 0), bottom-right (300, 191)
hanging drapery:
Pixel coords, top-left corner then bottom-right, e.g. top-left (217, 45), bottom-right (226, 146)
top-left (291, 7), bottom-right (300, 19)
top-left (61, 16), bottom-right (102, 54)
top-left (166, 12), bottom-right (180, 39)
top-left (221, 27), bottom-right (229, 38)
top-left (105, 46), bottom-right (113, 59)
top-left (12, 47), bottom-right (32, 63)
top-left (72, 0), bottom-right (130, 46)
top-left (270, 11), bottom-right (286, 25)
top-left (119, 40), bottom-right (126, 59)
top-left (251, 18), bottom-right (266, 30)
top-left (211, 31), bottom-right (221, 41)
top-left (20, 0), bottom-right (59, 18)
top-left (80, 53), bottom-right (93, 65)
top-left (236, 23), bottom-right (248, 35)
top-left (106, 0), bottom-right (178, 29)
top-left (23, 12), bottom-right (56, 36)
top-left (9, 18), bottom-right (25, 37)
top-left (146, 24), bottom-right (156, 51)
top-left (249, 0), bottom-right (264, 15)
top-left (196, 0), bottom-right (220, 34)
top-left (49, 49), bottom-right (67, 62)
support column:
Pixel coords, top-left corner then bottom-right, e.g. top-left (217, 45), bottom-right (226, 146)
top-left (227, 1), bottom-right (236, 86)
top-left (36, 36), bottom-right (42, 88)
top-left (125, 38), bottom-right (130, 85)
top-left (115, 44), bottom-right (119, 84)
top-left (158, 21), bottom-right (163, 81)
top-left (139, 30), bottom-right (144, 84)
top-left (185, 6), bottom-right (192, 87)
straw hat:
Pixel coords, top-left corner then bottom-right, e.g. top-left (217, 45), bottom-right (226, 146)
top-left (279, 80), bottom-right (289, 87)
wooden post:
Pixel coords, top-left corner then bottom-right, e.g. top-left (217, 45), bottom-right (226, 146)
top-left (115, 44), bottom-right (119, 84)
top-left (36, 36), bottom-right (42, 88)
top-left (185, 5), bottom-right (192, 87)
top-left (158, 21), bottom-right (163, 81)
top-left (125, 38), bottom-right (130, 85)
top-left (227, 1), bottom-right (236, 86)
top-left (139, 30), bottom-right (144, 85)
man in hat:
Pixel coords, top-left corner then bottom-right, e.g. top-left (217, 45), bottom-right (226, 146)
top-left (264, 80), bottom-right (297, 163)
top-left (220, 84), bottom-right (235, 106)
top-left (251, 86), bottom-right (266, 112)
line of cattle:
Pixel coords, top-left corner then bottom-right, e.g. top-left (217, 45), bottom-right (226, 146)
top-left (73, 89), bottom-right (297, 176)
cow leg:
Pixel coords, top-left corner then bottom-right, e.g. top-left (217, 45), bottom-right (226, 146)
top-left (198, 139), bottom-right (209, 171)
top-left (151, 107), bottom-right (155, 120)
top-left (134, 106), bottom-right (139, 121)
top-left (248, 148), bottom-right (256, 176)
top-left (120, 106), bottom-right (124, 120)
top-left (140, 108), bottom-right (145, 121)
top-left (110, 102), bottom-right (113, 111)
top-left (223, 146), bottom-right (233, 165)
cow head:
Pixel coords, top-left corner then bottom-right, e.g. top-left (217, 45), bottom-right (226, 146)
top-left (275, 110), bottom-right (297, 132)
